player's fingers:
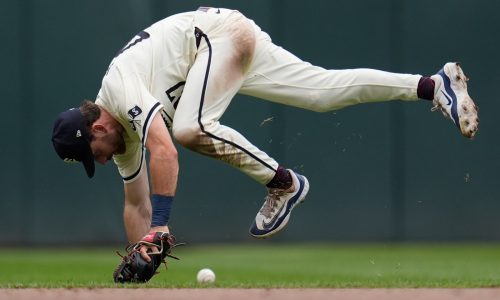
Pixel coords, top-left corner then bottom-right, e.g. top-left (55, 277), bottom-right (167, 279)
top-left (139, 245), bottom-right (151, 262)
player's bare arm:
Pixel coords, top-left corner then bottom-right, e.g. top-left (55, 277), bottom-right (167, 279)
top-left (123, 166), bottom-right (152, 243)
top-left (131, 112), bottom-right (178, 262)
top-left (124, 167), bottom-right (170, 263)
top-left (145, 112), bottom-right (179, 204)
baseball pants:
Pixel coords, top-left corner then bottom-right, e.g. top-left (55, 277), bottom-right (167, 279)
top-left (172, 8), bottom-right (421, 185)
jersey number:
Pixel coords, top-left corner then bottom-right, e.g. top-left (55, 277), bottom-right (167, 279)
top-left (112, 32), bottom-right (185, 113)
top-left (165, 81), bottom-right (186, 109)
top-left (117, 31), bottom-right (150, 57)
top-left (106, 31), bottom-right (150, 75)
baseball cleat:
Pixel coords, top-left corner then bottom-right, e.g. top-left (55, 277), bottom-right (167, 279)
top-left (430, 62), bottom-right (479, 139)
top-left (249, 169), bottom-right (309, 238)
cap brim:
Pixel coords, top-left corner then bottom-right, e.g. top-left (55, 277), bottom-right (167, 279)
top-left (81, 145), bottom-right (95, 178)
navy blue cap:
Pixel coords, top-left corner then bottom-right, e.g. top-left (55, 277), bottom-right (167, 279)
top-left (52, 108), bottom-right (95, 178)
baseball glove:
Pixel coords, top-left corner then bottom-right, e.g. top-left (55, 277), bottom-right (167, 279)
top-left (113, 231), bottom-right (183, 283)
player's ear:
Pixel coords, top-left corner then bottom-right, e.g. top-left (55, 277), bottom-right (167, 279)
top-left (91, 124), bottom-right (107, 135)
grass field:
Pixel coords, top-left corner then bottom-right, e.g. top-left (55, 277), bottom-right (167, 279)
top-left (1, 243), bottom-right (500, 288)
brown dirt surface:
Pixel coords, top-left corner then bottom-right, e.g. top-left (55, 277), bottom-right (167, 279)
top-left (1, 288), bottom-right (500, 300)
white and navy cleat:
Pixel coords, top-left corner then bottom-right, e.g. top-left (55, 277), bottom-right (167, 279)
top-left (250, 170), bottom-right (309, 238)
top-left (431, 62), bottom-right (479, 139)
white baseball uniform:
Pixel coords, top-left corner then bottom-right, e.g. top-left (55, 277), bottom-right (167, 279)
top-left (95, 7), bottom-right (421, 184)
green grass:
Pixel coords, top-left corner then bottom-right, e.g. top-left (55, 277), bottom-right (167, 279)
top-left (1, 243), bottom-right (500, 288)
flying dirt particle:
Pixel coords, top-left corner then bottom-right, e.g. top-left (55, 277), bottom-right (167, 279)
top-left (464, 173), bottom-right (470, 183)
top-left (293, 164), bottom-right (305, 172)
top-left (259, 117), bottom-right (274, 127)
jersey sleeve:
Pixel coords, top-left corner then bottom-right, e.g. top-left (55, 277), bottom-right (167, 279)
top-left (98, 70), bottom-right (164, 183)
top-left (112, 142), bottom-right (145, 182)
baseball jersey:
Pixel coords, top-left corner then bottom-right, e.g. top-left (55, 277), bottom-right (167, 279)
top-left (95, 11), bottom-right (197, 182)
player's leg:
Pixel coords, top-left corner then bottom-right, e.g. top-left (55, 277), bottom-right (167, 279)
top-left (239, 31), bottom-right (478, 138)
top-left (239, 34), bottom-right (421, 111)
top-left (172, 15), bottom-right (277, 186)
top-left (172, 10), bottom-right (309, 238)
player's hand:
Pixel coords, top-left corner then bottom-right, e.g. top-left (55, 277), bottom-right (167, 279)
top-left (139, 226), bottom-right (170, 262)
top-left (139, 245), bottom-right (158, 262)
top-left (114, 230), bottom-right (180, 283)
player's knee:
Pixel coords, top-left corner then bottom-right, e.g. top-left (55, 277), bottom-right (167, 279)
top-left (172, 125), bottom-right (202, 150)
top-left (302, 93), bottom-right (336, 112)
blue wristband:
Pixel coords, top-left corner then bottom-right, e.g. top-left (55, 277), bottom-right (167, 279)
top-left (151, 194), bottom-right (173, 227)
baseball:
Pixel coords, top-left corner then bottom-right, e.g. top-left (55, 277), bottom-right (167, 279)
top-left (196, 268), bottom-right (216, 283)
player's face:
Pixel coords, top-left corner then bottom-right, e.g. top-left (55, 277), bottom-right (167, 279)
top-left (90, 128), bottom-right (126, 164)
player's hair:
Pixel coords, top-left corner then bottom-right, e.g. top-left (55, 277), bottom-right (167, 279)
top-left (79, 100), bottom-right (101, 134)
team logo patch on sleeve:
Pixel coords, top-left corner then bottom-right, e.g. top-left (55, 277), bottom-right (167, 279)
top-left (128, 105), bottom-right (143, 131)
top-left (128, 105), bottom-right (142, 119)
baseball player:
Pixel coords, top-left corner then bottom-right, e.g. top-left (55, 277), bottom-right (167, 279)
top-left (51, 7), bottom-right (478, 279)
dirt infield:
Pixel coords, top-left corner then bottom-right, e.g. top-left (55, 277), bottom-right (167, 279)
top-left (2, 288), bottom-right (500, 300)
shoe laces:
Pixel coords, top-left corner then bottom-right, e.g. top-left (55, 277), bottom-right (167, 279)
top-left (260, 188), bottom-right (287, 218)
top-left (431, 101), bottom-right (448, 117)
